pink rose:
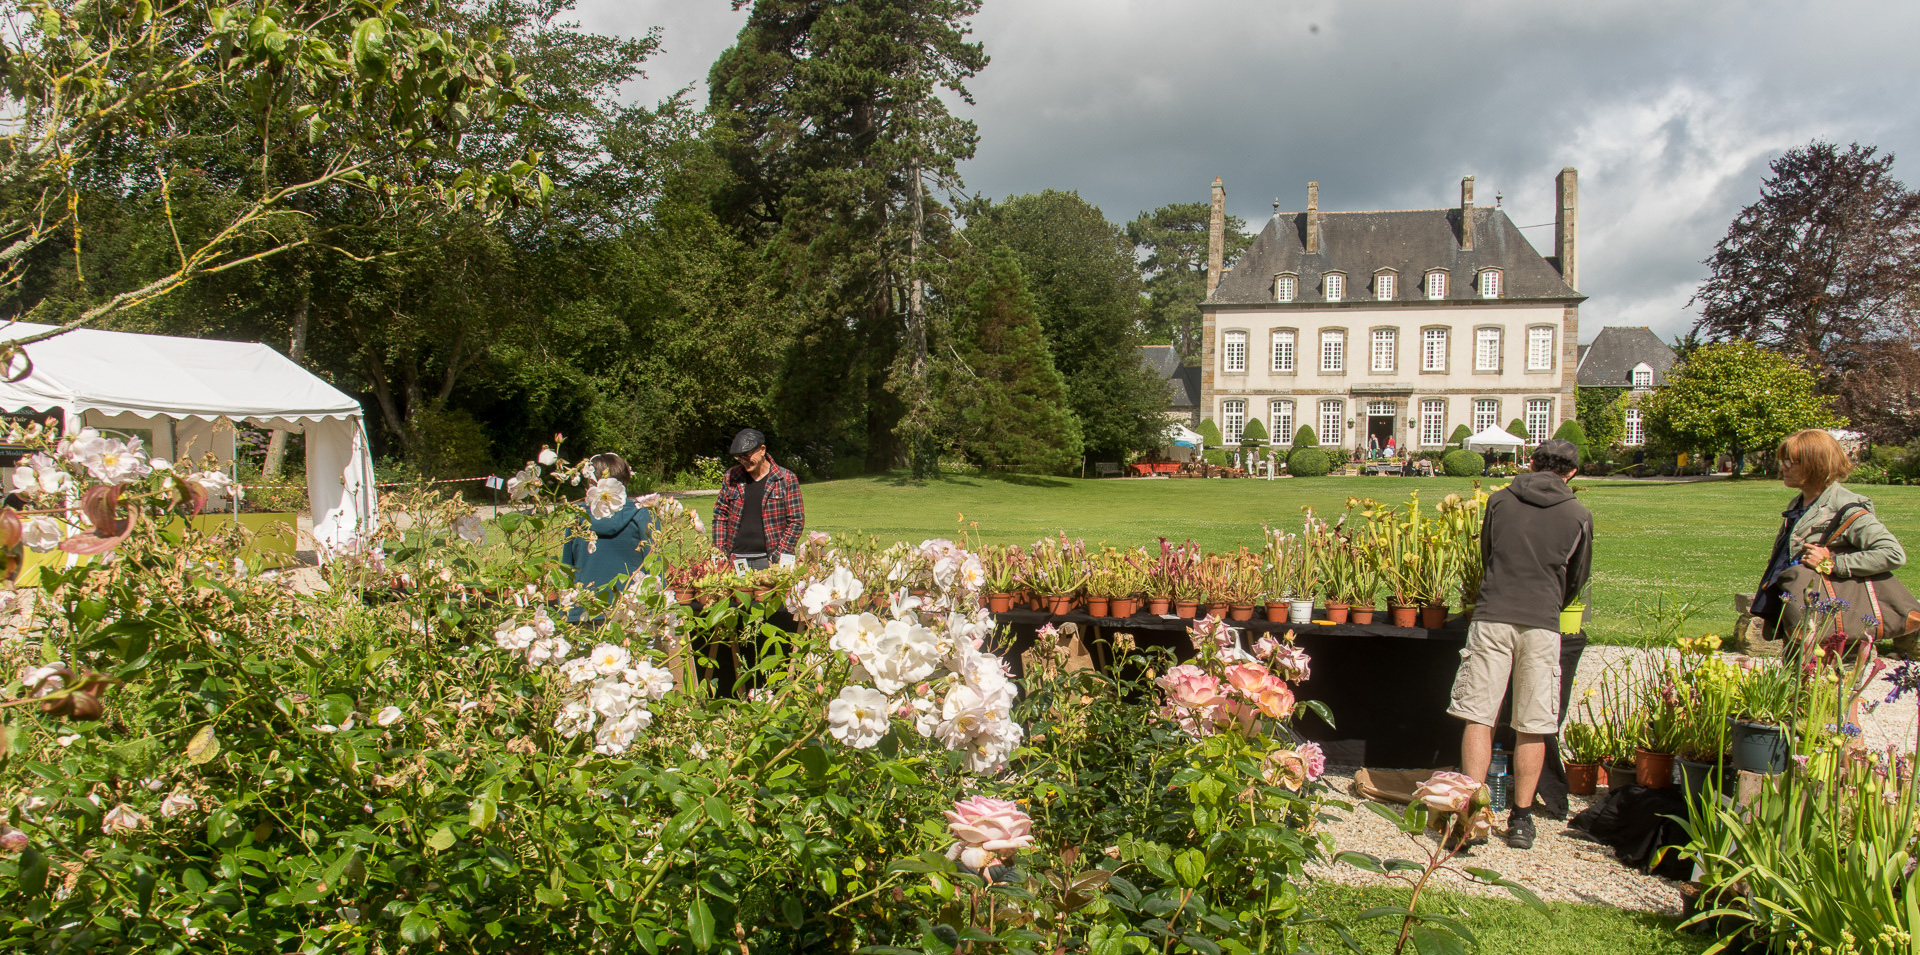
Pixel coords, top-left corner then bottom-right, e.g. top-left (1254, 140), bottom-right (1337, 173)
top-left (1268, 643), bottom-right (1312, 683)
top-left (1263, 749), bottom-right (1308, 790)
top-left (1251, 636), bottom-right (1280, 660)
top-left (1225, 663), bottom-right (1296, 720)
top-left (1158, 665), bottom-right (1228, 710)
top-left (1413, 771), bottom-right (1481, 815)
top-left (1298, 741), bottom-right (1327, 781)
top-left (944, 797), bottom-right (1035, 869)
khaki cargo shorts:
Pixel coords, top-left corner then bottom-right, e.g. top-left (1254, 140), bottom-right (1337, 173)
top-left (1446, 621), bottom-right (1562, 736)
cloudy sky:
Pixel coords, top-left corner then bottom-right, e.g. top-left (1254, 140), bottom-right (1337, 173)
top-left (576, 0), bottom-right (1920, 344)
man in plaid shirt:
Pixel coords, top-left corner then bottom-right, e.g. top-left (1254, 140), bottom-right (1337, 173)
top-left (712, 428), bottom-right (804, 569)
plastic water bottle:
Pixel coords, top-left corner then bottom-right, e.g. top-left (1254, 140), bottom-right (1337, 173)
top-left (1488, 747), bottom-right (1512, 813)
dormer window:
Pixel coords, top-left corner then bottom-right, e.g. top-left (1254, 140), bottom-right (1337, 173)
top-left (1374, 271), bottom-right (1396, 301)
top-left (1479, 268), bottom-right (1503, 298)
top-left (1324, 272), bottom-right (1345, 302)
top-left (1425, 270), bottom-right (1448, 300)
top-left (1632, 362), bottom-right (1653, 390)
top-left (1274, 274), bottom-right (1297, 303)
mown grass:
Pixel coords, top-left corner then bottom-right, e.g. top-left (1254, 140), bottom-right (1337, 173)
top-left (1299, 883), bottom-right (1715, 954)
top-left (688, 473), bottom-right (1920, 647)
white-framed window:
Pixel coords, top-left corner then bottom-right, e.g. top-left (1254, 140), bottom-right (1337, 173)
top-left (1319, 399), bottom-right (1344, 446)
top-left (1223, 399), bottom-right (1246, 445)
top-left (1320, 330), bottom-right (1345, 373)
top-left (1421, 398), bottom-right (1446, 446)
top-left (1474, 327), bottom-right (1501, 371)
top-left (1473, 398), bottom-right (1500, 434)
top-left (1426, 271), bottom-right (1447, 299)
top-left (1275, 275), bottom-right (1297, 302)
top-left (1480, 268), bottom-right (1502, 298)
top-left (1375, 272), bottom-right (1395, 301)
top-left (1526, 398), bottom-right (1552, 443)
top-left (1422, 328), bottom-right (1447, 372)
top-left (1632, 362), bottom-right (1653, 390)
top-left (1223, 330), bottom-right (1247, 373)
top-left (1270, 400), bottom-right (1294, 445)
top-left (1271, 330), bottom-right (1296, 372)
top-left (1526, 326), bottom-right (1554, 371)
top-left (1371, 328), bottom-right (1396, 372)
top-left (1625, 407), bottom-right (1645, 446)
top-left (1324, 272), bottom-right (1345, 302)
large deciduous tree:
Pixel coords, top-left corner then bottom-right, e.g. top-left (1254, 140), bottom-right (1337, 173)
top-left (1127, 202), bottom-right (1251, 363)
top-left (1692, 141), bottom-right (1920, 438)
top-left (1643, 341), bottom-right (1841, 475)
top-left (707, 0), bottom-right (986, 474)
top-left (963, 190), bottom-right (1166, 462)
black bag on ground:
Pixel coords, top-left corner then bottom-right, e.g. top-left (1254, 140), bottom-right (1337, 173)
top-left (1568, 785), bottom-right (1692, 880)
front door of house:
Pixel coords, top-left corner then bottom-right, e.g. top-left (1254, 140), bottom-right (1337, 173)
top-left (1365, 400), bottom-right (1397, 456)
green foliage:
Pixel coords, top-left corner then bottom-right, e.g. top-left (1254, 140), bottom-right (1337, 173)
top-left (938, 249), bottom-right (1084, 473)
top-left (1442, 448), bottom-right (1484, 477)
top-left (1552, 419), bottom-right (1590, 462)
top-left (1240, 415), bottom-right (1269, 448)
top-left (964, 191), bottom-right (1166, 460)
top-left (1287, 447), bottom-right (1332, 477)
top-left (408, 407), bottom-right (496, 479)
top-left (1196, 419), bottom-right (1230, 467)
top-left (1643, 341), bottom-right (1842, 472)
top-left (1294, 424), bottom-right (1319, 449)
top-left (1507, 418), bottom-right (1531, 441)
top-left (1448, 423), bottom-right (1472, 447)
top-left (1127, 203), bottom-right (1253, 363)
top-left (1577, 387), bottom-right (1629, 450)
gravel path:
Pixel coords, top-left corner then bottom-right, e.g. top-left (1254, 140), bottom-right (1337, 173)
top-left (1308, 642), bottom-right (1920, 915)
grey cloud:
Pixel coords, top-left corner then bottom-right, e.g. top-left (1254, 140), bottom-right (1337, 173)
top-left (580, 0), bottom-right (1920, 343)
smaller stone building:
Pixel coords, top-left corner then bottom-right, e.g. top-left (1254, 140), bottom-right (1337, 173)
top-left (1575, 326), bottom-right (1677, 448)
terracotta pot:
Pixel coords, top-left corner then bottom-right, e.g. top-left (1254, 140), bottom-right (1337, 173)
top-left (1420, 604), bottom-right (1447, 629)
top-left (1087, 596), bottom-right (1111, 618)
top-left (1566, 762), bottom-right (1600, 796)
top-left (1324, 602), bottom-right (1351, 623)
top-left (1149, 597), bottom-right (1171, 615)
top-left (1175, 600), bottom-right (1199, 619)
top-left (1228, 603), bottom-right (1255, 621)
top-left (1028, 592), bottom-right (1047, 611)
top-left (1389, 605), bottom-right (1419, 627)
top-left (1634, 748), bottom-right (1677, 789)
top-left (987, 593), bottom-right (1013, 613)
top-left (1351, 606), bottom-right (1376, 625)
top-left (1204, 602), bottom-right (1229, 620)
top-left (1264, 601), bottom-right (1289, 622)
top-left (1108, 596), bottom-right (1134, 618)
top-left (1047, 595), bottom-right (1075, 616)
top-left (1605, 762), bottom-right (1637, 791)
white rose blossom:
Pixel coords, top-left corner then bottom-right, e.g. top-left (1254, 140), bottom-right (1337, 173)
top-left (452, 515), bottom-right (485, 543)
top-left (102, 803), bottom-right (147, 835)
top-left (507, 464), bottom-right (541, 501)
top-left (526, 637), bottom-right (572, 667)
top-left (827, 685), bottom-right (892, 749)
top-left (586, 477), bottom-right (627, 520)
top-left (375, 706), bottom-right (404, 727)
top-left (589, 642), bottom-right (631, 675)
top-left (159, 793), bottom-right (198, 818)
top-left (556, 700), bottom-right (597, 738)
top-left (625, 662), bottom-right (677, 701)
top-left (537, 448), bottom-right (559, 466)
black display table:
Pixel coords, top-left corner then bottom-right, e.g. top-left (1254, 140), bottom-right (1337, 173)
top-left (991, 609), bottom-right (1587, 816)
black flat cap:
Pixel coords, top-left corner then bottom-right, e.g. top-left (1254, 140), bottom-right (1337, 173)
top-left (728, 428), bottom-right (766, 456)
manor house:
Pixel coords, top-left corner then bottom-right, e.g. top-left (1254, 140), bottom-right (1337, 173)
top-left (1199, 171), bottom-right (1582, 455)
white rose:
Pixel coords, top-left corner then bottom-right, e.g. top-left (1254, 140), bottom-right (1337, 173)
top-left (452, 515), bottom-right (484, 543)
top-left (527, 636), bottom-right (572, 667)
top-left (826, 685), bottom-right (892, 749)
top-left (555, 700), bottom-right (597, 738)
top-left (537, 448), bottom-right (558, 466)
top-left (589, 642), bottom-right (631, 676)
top-left (624, 662), bottom-right (677, 701)
top-left (586, 478), bottom-right (627, 520)
top-left (375, 706), bottom-right (403, 727)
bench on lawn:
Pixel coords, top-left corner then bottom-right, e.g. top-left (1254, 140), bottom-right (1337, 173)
top-left (1093, 461), bottom-right (1123, 478)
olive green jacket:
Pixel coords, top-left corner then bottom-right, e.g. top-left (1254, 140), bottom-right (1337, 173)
top-left (1783, 483), bottom-right (1906, 578)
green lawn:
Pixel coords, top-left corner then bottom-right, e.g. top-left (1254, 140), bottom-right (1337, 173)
top-left (1299, 883), bottom-right (1714, 954)
top-left (693, 473), bottom-right (1920, 646)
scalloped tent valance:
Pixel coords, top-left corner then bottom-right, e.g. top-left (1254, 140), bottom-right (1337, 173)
top-left (0, 322), bottom-right (375, 546)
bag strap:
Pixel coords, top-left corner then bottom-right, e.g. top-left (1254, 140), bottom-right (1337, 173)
top-left (1818, 501), bottom-right (1873, 548)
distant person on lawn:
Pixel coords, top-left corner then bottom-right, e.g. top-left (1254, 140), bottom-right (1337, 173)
top-left (1447, 438), bottom-right (1592, 851)
top-left (712, 428), bottom-right (804, 569)
top-left (561, 453), bottom-right (653, 618)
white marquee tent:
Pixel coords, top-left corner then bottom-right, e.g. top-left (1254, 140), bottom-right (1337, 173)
top-left (1463, 425), bottom-right (1530, 452)
top-left (0, 322), bottom-right (376, 545)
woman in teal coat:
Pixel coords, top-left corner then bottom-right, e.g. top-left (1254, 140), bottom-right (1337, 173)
top-left (561, 453), bottom-right (653, 616)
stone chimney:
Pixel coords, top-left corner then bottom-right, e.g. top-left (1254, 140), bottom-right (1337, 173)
top-left (1206, 176), bottom-right (1226, 296)
top-left (1554, 167), bottom-right (1578, 290)
top-left (1459, 176), bottom-right (1475, 251)
top-left (1305, 181), bottom-right (1319, 254)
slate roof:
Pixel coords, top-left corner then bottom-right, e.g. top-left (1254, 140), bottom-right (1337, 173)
top-left (1577, 326), bottom-right (1678, 387)
top-left (1209, 208), bottom-right (1582, 305)
top-left (1140, 345), bottom-right (1198, 409)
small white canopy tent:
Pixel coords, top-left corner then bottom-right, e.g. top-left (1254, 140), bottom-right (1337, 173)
top-left (1463, 425), bottom-right (1530, 453)
top-left (0, 322), bottom-right (376, 546)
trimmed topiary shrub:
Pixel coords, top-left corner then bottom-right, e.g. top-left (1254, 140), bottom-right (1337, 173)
top-left (1287, 447), bottom-right (1333, 477)
top-left (1507, 418), bottom-right (1530, 442)
top-left (1449, 424), bottom-right (1472, 447)
top-left (1442, 448), bottom-right (1484, 477)
top-left (1198, 419), bottom-right (1229, 466)
top-left (1240, 416), bottom-right (1269, 448)
top-left (1552, 419), bottom-right (1589, 463)
top-left (1293, 424), bottom-right (1318, 449)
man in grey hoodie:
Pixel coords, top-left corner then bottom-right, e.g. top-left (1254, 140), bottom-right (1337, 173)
top-left (1446, 438), bottom-right (1592, 850)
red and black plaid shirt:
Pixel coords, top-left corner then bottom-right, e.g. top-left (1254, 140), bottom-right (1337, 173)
top-left (711, 458), bottom-right (804, 556)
